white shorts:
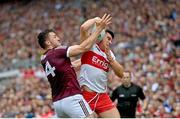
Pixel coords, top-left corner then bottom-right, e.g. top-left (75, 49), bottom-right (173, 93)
top-left (53, 94), bottom-right (93, 118)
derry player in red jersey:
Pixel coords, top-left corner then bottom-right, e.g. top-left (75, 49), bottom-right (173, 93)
top-left (78, 17), bottom-right (124, 118)
top-left (37, 14), bottom-right (112, 118)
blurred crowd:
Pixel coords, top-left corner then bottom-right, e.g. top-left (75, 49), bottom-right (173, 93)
top-left (0, 0), bottom-right (179, 118)
top-left (0, 77), bottom-right (54, 118)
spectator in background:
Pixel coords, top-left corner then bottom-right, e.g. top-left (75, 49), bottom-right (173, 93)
top-left (0, 77), bottom-right (54, 118)
top-left (111, 71), bottom-right (146, 118)
top-left (169, 8), bottom-right (177, 21)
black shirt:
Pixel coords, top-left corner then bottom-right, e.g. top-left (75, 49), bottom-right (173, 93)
top-left (111, 83), bottom-right (145, 118)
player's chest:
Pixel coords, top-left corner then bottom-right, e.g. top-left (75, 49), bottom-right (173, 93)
top-left (82, 50), bottom-right (110, 72)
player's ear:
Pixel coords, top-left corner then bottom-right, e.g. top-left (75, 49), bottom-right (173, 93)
top-left (45, 40), bottom-right (51, 46)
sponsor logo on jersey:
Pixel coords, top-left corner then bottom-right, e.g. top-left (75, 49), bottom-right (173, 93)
top-left (92, 56), bottom-right (108, 69)
top-left (81, 51), bottom-right (109, 72)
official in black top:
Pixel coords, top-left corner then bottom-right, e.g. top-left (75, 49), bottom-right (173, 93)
top-left (111, 71), bottom-right (145, 118)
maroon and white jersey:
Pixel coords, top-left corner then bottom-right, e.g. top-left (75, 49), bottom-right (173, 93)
top-left (41, 46), bottom-right (82, 102)
top-left (79, 44), bottom-right (115, 93)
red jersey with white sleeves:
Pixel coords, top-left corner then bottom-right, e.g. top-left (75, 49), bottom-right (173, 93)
top-left (79, 44), bottom-right (115, 93)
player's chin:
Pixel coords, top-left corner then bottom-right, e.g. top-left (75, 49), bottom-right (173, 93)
top-left (57, 42), bottom-right (61, 46)
top-left (58, 44), bottom-right (61, 47)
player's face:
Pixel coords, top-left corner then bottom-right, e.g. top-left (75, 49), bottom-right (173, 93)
top-left (47, 32), bottom-right (61, 47)
top-left (100, 32), bottom-right (112, 50)
top-left (122, 72), bottom-right (131, 86)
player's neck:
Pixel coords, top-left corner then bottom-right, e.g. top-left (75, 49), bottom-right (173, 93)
top-left (97, 43), bottom-right (105, 52)
top-left (46, 46), bottom-right (54, 50)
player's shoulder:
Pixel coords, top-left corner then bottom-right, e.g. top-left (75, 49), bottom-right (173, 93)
top-left (90, 43), bottom-right (98, 51)
top-left (40, 54), bottom-right (46, 61)
top-left (41, 49), bottom-right (51, 61)
top-left (55, 46), bottom-right (68, 50)
top-left (54, 46), bottom-right (68, 53)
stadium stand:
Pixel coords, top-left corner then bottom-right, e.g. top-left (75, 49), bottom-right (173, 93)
top-left (0, 0), bottom-right (179, 117)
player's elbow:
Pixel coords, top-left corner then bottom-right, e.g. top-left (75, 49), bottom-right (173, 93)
top-left (80, 23), bottom-right (90, 32)
top-left (115, 72), bottom-right (122, 78)
top-left (119, 72), bottom-right (124, 78)
top-left (80, 25), bottom-right (86, 32)
top-left (115, 70), bottom-right (124, 78)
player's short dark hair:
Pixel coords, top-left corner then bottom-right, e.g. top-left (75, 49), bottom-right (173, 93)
top-left (37, 29), bottom-right (55, 49)
top-left (105, 29), bottom-right (114, 39)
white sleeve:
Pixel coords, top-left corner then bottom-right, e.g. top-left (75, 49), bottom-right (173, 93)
top-left (110, 50), bottom-right (116, 60)
top-left (66, 47), bottom-right (71, 58)
top-left (91, 44), bottom-right (97, 51)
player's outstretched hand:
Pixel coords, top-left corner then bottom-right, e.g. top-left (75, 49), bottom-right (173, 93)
top-left (98, 13), bottom-right (112, 29)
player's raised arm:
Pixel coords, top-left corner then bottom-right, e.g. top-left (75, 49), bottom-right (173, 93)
top-left (80, 17), bottom-right (101, 43)
top-left (105, 40), bottom-right (124, 78)
top-left (68, 14), bottom-right (112, 57)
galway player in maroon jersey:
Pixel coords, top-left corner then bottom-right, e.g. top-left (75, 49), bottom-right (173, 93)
top-left (37, 14), bottom-right (111, 118)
